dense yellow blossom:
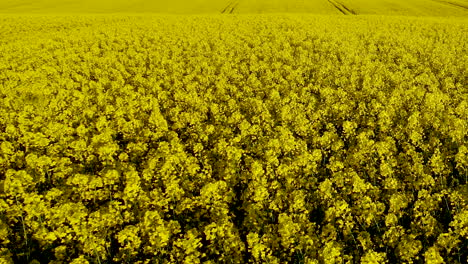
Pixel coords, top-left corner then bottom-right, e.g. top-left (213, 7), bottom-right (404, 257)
top-left (0, 12), bottom-right (467, 264)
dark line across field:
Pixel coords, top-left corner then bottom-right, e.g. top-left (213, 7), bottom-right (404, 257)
top-left (432, 0), bottom-right (468, 10)
top-left (220, 0), bottom-right (233, 13)
top-left (221, 0), bottom-right (240, 14)
top-left (328, 0), bottom-right (357, 15)
top-left (230, 1), bottom-right (240, 13)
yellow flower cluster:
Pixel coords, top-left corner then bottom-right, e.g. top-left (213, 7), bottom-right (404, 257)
top-left (0, 14), bottom-right (467, 263)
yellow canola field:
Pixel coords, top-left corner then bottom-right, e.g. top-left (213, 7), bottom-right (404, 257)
top-left (0, 0), bottom-right (468, 16)
top-left (0, 14), bottom-right (467, 264)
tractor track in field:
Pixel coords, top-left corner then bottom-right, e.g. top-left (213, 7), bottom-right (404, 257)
top-left (328, 0), bottom-right (357, 15)
top-left (221, 0), bottom-right (240, 14)
top-left (432, 0), bottom-right (468, 10)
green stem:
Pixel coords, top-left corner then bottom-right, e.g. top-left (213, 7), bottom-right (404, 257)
top-left (15, 196), bottom-right (28, 246)
top-left (94, 246), bottom-right (102, 264)
top-left (374, 218), bottom-right (381, 234)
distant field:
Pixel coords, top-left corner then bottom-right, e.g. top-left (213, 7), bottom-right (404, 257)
top-left (337, 0), bottom-right (468, 16)
top-left (0, 0), bottom-right (227, 14)
top-left (0, 0), bottom-right (467, 16)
